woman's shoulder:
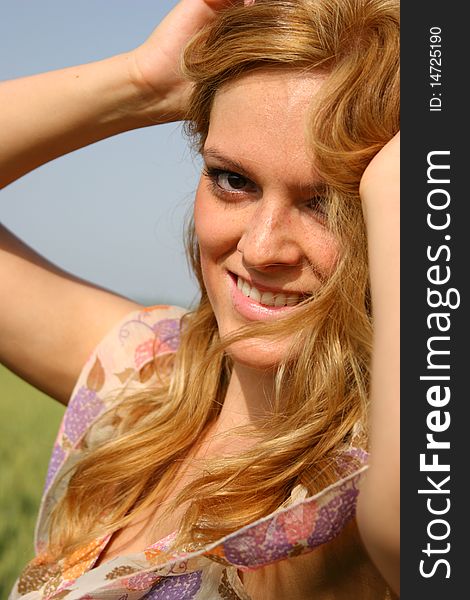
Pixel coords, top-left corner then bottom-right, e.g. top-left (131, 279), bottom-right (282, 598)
top-left (75, 303), bottom-right (187, 392)
top-left (63, 303), bottom-right (187, 432)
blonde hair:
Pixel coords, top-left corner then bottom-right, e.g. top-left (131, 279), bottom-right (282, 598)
top-left (49, 0), bottom-right (399, 557)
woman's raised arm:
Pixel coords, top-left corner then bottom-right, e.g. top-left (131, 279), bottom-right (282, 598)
top-left (0, 0), bottom-right (237, 404)
top-left (0, 0), bottom-right (237, 189)
top-left (356, 132), bottom-right (400, 595)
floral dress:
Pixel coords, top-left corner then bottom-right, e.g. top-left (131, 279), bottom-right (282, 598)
top-left (10, 305), bottom-right (373, 600)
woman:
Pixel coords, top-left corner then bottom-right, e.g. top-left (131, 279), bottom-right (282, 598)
top-left (1, 0), bottom-right (400, 598)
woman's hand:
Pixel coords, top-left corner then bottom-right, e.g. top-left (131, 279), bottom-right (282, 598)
top-left (130, 0), bottom-right (250, 122)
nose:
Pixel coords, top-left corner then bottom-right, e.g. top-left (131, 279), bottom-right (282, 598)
top-left (236, 199), bottom-right (302, 269)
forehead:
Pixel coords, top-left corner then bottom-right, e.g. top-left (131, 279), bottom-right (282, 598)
top-left (205, 71), bottom-right (324, 184)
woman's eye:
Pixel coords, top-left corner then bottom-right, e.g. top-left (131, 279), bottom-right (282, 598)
top-left (307, 195), bottom-right (328, 219)
top-left (217, 172), bottom-right (249, 191)
top-left (203, 167), bottom-right (256, 195)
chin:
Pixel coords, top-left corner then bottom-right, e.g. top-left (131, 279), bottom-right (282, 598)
top-left (225, 337), bottom-right (293, 372)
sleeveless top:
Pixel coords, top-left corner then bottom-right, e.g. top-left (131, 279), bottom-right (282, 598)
top-left (10, 305), bottom-right (372, 600)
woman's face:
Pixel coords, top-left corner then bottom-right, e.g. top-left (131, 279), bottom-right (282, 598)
top-left (194, 70), bottom-right (339, 370)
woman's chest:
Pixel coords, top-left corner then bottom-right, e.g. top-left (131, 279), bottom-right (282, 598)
top-left (93, 498), bottom-right (184, 567)
top-left (93, 468), bottom-right (195, 568)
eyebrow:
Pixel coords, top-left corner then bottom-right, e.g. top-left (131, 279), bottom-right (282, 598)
top-left (202, 147), bottom-right (328, 196)
top-left (202, 148), bottom-right (254, 180)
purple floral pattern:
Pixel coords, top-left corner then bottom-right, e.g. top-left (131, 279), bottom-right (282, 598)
top-left (143, 572), bottom-right (202, 599)
top-left (44, 443), bottom-right (66, 491)
top-left (63, 386), bottom-right (104, 444)
top-left (307, 484), bottom-right (359, 547)
top-left (153, 318), bottom-right (181, 351)
top-left (223, 517), bottom-right (292, 567)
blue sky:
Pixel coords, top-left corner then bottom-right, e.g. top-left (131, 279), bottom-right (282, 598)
top-left (0, 1), bottom-right (200, 307)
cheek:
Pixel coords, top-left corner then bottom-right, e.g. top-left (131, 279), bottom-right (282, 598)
top-left (301, 221), bottom-right (340, 279)
top-left (194, 181), bottom-right (241, 263)
top-left (317, 234), bottom-right (340, 275)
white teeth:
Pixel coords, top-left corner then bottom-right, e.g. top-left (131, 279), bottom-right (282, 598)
top-left (260, 291), bottom-right (274, 305)
top-left (241, 281), bottom-right (251, 297)
top-left (274, 293), bottom-right (287, 307)
top-left (236, 276), bottom-right (302, 307)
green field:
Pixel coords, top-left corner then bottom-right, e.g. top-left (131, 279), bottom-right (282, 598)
top-left (0, 365), bottom-right (64, 598)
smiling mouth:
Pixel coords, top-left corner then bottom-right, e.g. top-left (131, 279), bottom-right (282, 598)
top-left (236, 275), bottom-right (307, 307)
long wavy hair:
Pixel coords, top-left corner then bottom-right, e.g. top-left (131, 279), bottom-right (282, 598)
top-left (48, 0), bottom-right (399, 557)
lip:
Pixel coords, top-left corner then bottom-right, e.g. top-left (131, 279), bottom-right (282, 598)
top-left (228, 272), bottom-right (307, 322)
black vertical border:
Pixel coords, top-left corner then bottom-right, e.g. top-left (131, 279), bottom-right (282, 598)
top-left (401, 1), bottom-right (466, 597)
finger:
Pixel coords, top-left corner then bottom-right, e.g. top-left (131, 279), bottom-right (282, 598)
top-left (202, 0), bottom-right (253, 9)
top-left (202, 0), bottom-right (239, 9)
